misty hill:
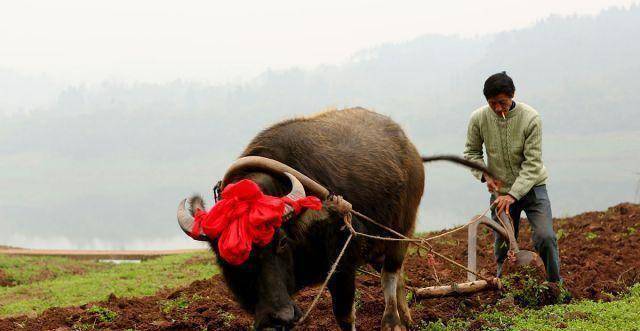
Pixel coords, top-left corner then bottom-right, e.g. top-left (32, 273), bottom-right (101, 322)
top-left (1, 6), bottom-right (639, 249)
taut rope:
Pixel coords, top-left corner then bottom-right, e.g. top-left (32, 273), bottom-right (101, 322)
top-left (295, 198), bottom-right (496, 327)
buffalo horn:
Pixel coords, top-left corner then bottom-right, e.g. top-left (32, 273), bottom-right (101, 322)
top-left (177, 199), bottom-right (209, 241)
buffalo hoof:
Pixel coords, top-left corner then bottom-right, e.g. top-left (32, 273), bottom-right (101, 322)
top-left (338, 321), bottom-right (356, 331)
top-left (398, 308), bottom-right (413, 328)
top-left (382, 313), bottom-right (406, 331)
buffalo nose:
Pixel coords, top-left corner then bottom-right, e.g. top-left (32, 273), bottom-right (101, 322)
top-left (256, 303), bottom-right (301, 330)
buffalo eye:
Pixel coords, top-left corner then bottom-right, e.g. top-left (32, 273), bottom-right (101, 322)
top-left (276, 234), bottom-right (289, 253)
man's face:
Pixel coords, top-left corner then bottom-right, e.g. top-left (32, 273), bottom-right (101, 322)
top-left (487, 93), bottom-right (513, 114)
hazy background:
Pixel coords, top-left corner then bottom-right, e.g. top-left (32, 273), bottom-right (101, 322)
top-left (1, 2), bottom-right (639, 249)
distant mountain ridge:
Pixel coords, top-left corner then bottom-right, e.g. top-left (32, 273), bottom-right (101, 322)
top-left (1, 6), bottom-right (639, 248)
top-left (3, 6), bottom-right (639, 133)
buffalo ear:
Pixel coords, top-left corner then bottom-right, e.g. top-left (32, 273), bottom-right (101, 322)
top-left (286, 207), bottom-right (331, 241)
top-left (298, 207), bottom-right (331, 222)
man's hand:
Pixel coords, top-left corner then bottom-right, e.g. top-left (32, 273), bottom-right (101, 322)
top-left (495, 194), bottom-right (516, 215)
top-left (483, 173), bottom-right (502, 193)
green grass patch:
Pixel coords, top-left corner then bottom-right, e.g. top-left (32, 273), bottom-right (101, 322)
top-left (417, 284), bottom-right (640, 330)
top-left (0, 252), bottom-right (217, 317)
top-left (0, 255), bottom-right (109, 286)
top-left (416, 318), bottom-right (470, 331)
top-left (477, 283), bottom-right (640, 331)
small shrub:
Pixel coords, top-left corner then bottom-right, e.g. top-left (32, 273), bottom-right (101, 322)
top-left (585, 232), bottom-right (598, 240)
top-left (161, 295), bottom-right (189, 315)
top-left (501, 266), bottom-right (557, 307)
top-left (86, 306), bottom-right (117, 323)
top-left (72, 323), bottom-right (94, 331)
top-left (557, 282), bottom-right (572, 303)
top-left (626, 227), bottom-right (636, 236)
top-left (405, 290), bottom-right (414, 304)
top-left (217, 310), bottom-right (236, 327)
top-left (417, 319), bottom-right (446, 331)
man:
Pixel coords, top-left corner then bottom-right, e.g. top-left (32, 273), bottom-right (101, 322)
top-left (464, 72), bottom-right (561, 282)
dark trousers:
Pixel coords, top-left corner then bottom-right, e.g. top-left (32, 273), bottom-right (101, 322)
top-left (491, 185), bottom-right (561, 282)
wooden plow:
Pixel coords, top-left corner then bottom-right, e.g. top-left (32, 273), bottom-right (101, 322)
top-left (413, 212), bottom-right (544, 298)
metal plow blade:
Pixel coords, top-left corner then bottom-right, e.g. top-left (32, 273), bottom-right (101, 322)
top-left (514, 250), bottom-right (544, 269)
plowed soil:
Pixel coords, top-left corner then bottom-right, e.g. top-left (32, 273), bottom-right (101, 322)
top-left (0, 270), bottom-right (13, 287)
top-left (2, 203), bottom-right (639, 330)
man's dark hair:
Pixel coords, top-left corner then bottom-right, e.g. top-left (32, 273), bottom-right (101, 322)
top-left (483, 71), bottom-right (515, 98)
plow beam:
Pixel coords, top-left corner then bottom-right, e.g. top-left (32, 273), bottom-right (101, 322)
top-left (414, 278), bottom-right (502, 298)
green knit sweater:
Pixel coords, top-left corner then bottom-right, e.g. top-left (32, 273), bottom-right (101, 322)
top-left (463, 102), bottom-right (548, 200)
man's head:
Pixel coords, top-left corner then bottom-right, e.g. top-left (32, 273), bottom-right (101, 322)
top-left (484, 72), bottom-right (515, 114)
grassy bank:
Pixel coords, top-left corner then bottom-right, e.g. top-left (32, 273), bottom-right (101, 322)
top-left (0, 252), bottom-right (217, 317)
top-left (489, 283), bottom-right (640, 331)
top-left (419, 283), bottom-right (640, 331)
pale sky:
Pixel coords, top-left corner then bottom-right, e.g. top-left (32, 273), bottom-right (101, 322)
top-left (0, 0), bottom-right (637, 84)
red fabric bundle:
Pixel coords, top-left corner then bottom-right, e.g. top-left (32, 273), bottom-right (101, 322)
top-left (192, 179), bottom-right (322, 265)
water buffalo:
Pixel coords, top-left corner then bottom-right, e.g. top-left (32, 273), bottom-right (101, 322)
top-left (177, 107), bottom-right (490, 330)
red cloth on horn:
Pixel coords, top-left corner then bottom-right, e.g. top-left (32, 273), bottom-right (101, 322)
top-left (192, 179), bottom-right (322, 265)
